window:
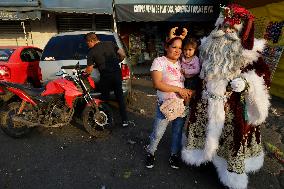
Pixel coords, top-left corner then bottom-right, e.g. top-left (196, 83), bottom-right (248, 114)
top-left (0, 49), bottom-right (14, 62)
top-left (56, 15), bottom-right (113, 33)
top-left (0, 21), bottom-right (31, 34)
top-left (21, 49), bottom-right (37, 62)
top-left (56, 15), bottom-right (93, 33)
top-left (41, 34), bottom-right (116, 61)
top-left (94, 15), bottom-right (113, 30)
top-left (31, 48), bottom-right (42, 61)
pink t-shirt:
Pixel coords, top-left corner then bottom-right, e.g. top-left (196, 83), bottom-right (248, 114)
top-left (150, 56), bottom-right (185, 102)
top-left (180, 55), bottom-right (200, 77)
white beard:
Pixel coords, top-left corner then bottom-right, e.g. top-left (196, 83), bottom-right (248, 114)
top-left (199, 29), bottom-right (246, 81)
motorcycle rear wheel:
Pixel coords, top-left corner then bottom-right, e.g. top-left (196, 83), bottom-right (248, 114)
top-left (82, 102), bottom-right (113, 138)
top-left (0, 102), bottom-right (33, 138)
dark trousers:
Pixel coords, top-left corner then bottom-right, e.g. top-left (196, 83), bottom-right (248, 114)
top-left (99, 71), bottom-right (127, 122)
top-left (184, 75), bottom-right (200, 90)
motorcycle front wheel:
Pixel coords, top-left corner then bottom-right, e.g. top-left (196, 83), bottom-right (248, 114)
top-left (82, 102), bottom-right (113, 138)
top-left (0, 102), bottom-right (33, 138)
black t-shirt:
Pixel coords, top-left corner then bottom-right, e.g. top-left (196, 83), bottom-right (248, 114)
top-left (87, 41), bottom-right (121, 74)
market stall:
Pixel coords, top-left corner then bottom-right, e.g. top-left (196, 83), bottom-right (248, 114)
top-left (114, 0), bottom-right (221, 66)
top-left (250, 1), bottom-right (284, 98)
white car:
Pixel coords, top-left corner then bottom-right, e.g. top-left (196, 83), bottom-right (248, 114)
top-left (39, 30), bottom-right (132, 101)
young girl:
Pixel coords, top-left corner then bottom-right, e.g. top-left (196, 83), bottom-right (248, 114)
top-left (145, 33), bottom-right (192, 169)
top-left (180, 38), bottom-right (200, 99)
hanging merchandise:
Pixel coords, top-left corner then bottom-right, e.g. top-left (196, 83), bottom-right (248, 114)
top-left (261, 21), bottom-right (284, 80)
top-left (264, 21), bottom-right (284, 44)
top-left (262, 45), bottom-right (284, 79)
top-left (128, 33), bottom-right (143, 65)
top-left (129, 33), bottom-right (142, 55)
top-left (253, 15), bottom-right (284, 81)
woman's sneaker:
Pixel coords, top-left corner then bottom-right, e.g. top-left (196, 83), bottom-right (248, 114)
top-left (145, 153), bottom-right (155, 169)
top-left (169, 154), bottom-right (180, 169)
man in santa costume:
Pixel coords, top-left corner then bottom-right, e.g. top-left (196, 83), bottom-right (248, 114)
top-left (182, 4), bottom-right (271, 189)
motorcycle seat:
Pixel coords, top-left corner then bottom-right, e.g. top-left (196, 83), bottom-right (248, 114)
top-left (0, 82), bottom-right (45, 97)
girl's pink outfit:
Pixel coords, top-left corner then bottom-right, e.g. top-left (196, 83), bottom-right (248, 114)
top-left (180, 55), bottom-right (200, 77)
top-left (180, 55), bottom-right (200, 90)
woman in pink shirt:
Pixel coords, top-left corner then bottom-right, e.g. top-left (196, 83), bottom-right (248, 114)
top-left (145, 34), bottom-right (192, 170)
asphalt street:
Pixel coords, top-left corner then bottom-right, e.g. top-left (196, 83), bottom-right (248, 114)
top-left (0, 76), bottom-right (283, 189)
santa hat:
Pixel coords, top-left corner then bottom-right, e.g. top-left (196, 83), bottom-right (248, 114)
top-left (215, 4), bottom-right (255, 50)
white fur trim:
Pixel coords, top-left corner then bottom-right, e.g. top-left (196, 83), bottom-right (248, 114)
top-left (183, 150), bottom-right (264, 188)
top-left (200, 36), bottom-right (208, 46)
top-left (253, 38), bottom-right (266, 52)
top-left (241, 71), bottom-right (270, 125)
top-left (245, 151), bottom-right (264, 173)
top-left (234, 22), bottom-right (243, 32)
top-left (181, 148), bottom-right (206, 166)
top-left (242, 39), bottom-right (266, 65)
top-left (203, 79), bottom-right (227, 160)
top-left (215, 13), bottom-right (224, 27)
top-left (213, 156), bottom-right (248, 189)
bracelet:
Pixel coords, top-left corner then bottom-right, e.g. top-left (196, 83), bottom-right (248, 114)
top-left (203, 90), bottom-right (229, 101)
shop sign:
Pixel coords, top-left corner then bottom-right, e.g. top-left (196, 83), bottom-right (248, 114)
top-left (115, 3), bottom-right (218, 22)
top-left (133, 4), bottom-right (214, 14)
top-left (0, 10), bottom-right (40, 20)
top-left (0, 11), bottom-right (18, 20)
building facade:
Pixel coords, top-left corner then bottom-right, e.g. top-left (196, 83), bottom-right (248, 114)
top-left (0, 0), bottom-right (113, 49)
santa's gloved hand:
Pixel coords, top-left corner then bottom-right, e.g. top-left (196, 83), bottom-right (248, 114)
top-left (230, 78), bottom-right (246, 92)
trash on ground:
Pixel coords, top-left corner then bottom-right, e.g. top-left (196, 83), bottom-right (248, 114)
top-left (270, 107), bottom-right (281, 116)
top-left (123, 171), bottom-right (132, 179)
top-left (265, 142), bottom-right (284, 164)
top-left (127, 139), bottom-right (136, 145)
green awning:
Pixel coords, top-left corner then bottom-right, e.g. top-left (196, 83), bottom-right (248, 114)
top-left (40, 0), bottom-right (113, 15)
top-left (114, 0), bottom-right (220, 22)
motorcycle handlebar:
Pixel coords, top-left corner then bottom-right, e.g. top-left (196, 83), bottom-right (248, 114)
top-left (61, 65), bottom-right (87, 69)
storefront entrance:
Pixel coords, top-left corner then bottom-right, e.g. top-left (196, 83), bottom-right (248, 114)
top-left (114, 0), bottom-right (220, 69)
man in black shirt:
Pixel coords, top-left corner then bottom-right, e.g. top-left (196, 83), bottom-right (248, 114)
top-left (85, 32), bottom-right (131, 127)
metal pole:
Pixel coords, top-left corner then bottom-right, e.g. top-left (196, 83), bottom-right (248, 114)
top-left (112, 0), bottom-right (117, 32)
top-left (21, 21), bottom-right (28, 46)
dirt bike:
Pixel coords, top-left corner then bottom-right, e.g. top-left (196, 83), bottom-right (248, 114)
top-left (0, 63), bottom-right (113, 138)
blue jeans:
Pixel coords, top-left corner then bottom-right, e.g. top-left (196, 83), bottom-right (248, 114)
top-left (147, 104), bottom-right (185, 155)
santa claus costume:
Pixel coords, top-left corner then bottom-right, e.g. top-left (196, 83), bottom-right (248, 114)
top-left (182, 4), bottom-right (271, 189)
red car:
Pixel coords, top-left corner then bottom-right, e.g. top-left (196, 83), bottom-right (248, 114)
top-left (0, 46), bottom-right (42, 87)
